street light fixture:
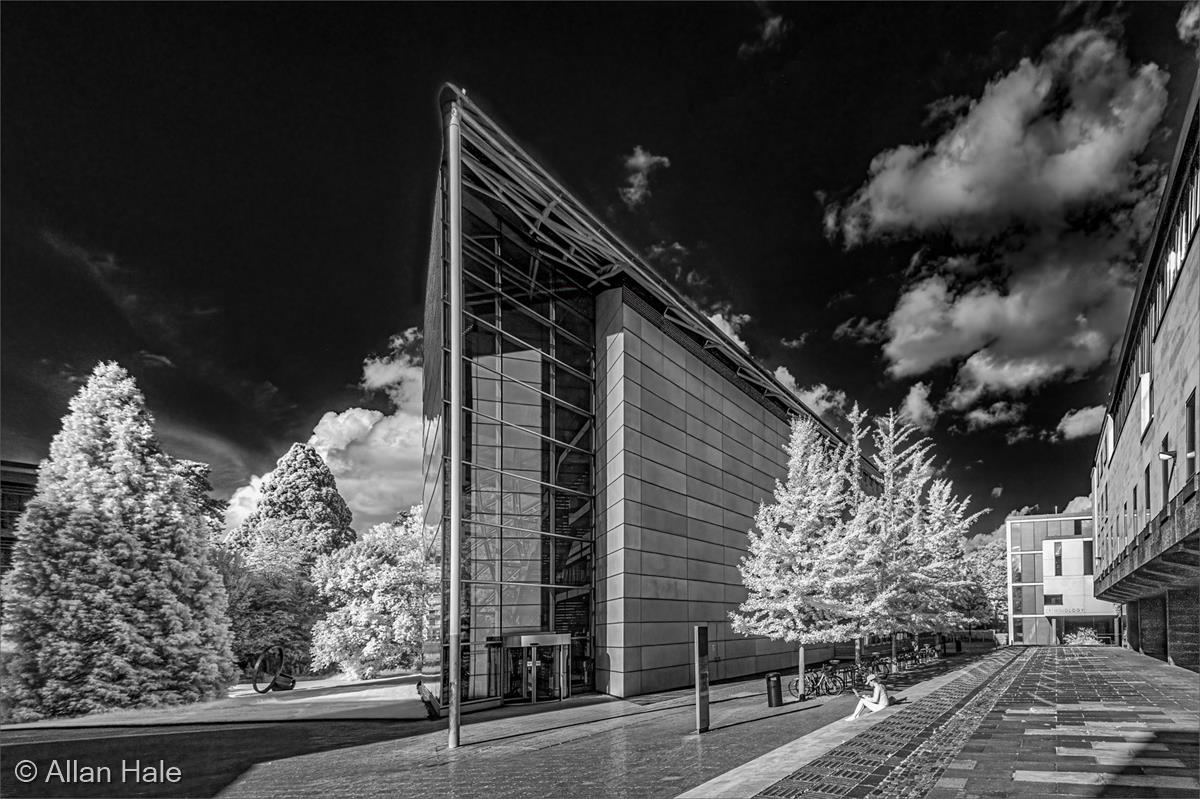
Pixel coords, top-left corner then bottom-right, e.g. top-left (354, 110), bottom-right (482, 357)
top-left (1158, 450), bottom-right (1176, 461)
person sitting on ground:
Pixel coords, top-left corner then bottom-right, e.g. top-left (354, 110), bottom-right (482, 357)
top-left (845, 673), bottom-right (889, 721)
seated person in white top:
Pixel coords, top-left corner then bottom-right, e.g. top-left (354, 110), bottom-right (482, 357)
top-left (845, 673), bottom-right (889, 720)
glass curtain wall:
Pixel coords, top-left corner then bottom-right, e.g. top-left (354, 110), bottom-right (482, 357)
top-left (432, 164), bottom-right (597, 703)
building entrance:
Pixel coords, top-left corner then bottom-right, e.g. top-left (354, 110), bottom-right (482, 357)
top-left (501, 633), bottom-right (571, 704)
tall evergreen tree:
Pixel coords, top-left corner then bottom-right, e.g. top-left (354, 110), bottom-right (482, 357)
top-left (730, 414), bottom-right (861, 644)
top-left (1, 363), bottom-right (235, 721)
top-left (228, 443), bottom-right (354, 568)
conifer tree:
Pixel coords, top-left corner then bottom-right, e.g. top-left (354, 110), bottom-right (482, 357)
top-left (1, 362), bottom-right (235, 721)
top-left (730, 414), bottom-right (860, 644)
top-left (228, 442), bottom-right (355, 569)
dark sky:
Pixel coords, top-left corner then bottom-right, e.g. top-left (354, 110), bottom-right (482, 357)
top-left (3, 2), bottom-right (1197, 536)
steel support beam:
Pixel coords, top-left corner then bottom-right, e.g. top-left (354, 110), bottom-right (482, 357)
top-left (446, 98), bottom-right (464, 750)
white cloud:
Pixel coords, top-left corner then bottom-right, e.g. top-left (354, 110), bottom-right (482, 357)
top-left (885, 230), bottom-right (1140, 399)
top-left (899, 382), bottom-right (937, 431)
top-left (619, 146), bottom-right (671, 209)
top-left (308, 408), bottom-right (423, 525)
top-left (774, 367), bottom-right (848, 421)
top-left (780, 334), bottom-right (809, 349)
top-left (224, 475), bottom-right (264, 531)
top-left (738, 12), bottom-right (791, 59)
top-left (964, 401), bottom-right (1026, 431)
top-left (991, 485), bottom-right (1004, 498)
top-left (823, 28), bottom-right (1167, 419)
top-left (833, 316), bottom-right (886, 344)
top-left (1179, 1), bottom-right (1200, 47)
top-left (708, 310), bottom-right (751, 351)
top-left (1053, 405), bottom-right (1106, 441)
top-left (773, 365), bottom-right (798, 392)
top-left (224, 330), bottom-right (426, 531)
top-left (924, 94), bottom-right (972, 127)
top-left (827, 29), bottom-right (1167, 244)
top-left (361, 327), bottom-right (422, 413)
top-left (1063, 495), bottom-right (1093, 513)
top-left (1005, 425), bottom-right (1037, 445)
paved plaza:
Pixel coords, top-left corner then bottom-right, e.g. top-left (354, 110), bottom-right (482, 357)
top-left (1, 646), bottom-right (1196, 798)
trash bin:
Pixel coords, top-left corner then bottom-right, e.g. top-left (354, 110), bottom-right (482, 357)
top-left (766, 672), bottom-right (783, 707)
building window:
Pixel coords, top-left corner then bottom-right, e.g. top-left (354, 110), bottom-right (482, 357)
top-left (1013, 618), bottom-right (1024, 644)
top-left (1186, 390), bottom-right (1196, 480)
top-left (1045, 594), bottom-right (1064, 606)
top-left (1132, 486), bottom-right (1138, 533)
top-left (1162, 434), bottom-right (1171, 507)
top-left (1145, 465), bottom-right (1152, 517)
top-left (1083, 540), bottom-right (1093, 576)
top-left (1054, 541), bottom-right (1062, 576)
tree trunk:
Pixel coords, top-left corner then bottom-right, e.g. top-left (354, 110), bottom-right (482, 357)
top-left (854, 636), bottom-right (862, 667)
top-left (890, 631), bottom-right (898, 673)
top-left (798, 644), bottom-right (806, 700)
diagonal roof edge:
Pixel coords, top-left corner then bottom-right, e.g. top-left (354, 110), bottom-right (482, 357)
top-left (438, 82), bottom-right (850, 447)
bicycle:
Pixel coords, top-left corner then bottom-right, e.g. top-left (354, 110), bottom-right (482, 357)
top-left (864, 654), bottom-right (894, 677)
top-left (251, 645), bottom-right (297, 694)
top-left (787, 661), bottom-right (846, 699)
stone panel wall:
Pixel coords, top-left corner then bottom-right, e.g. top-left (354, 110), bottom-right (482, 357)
top-left (1138, 593), bottom-right (1168, 662)
top-left (593, 288), bottom-right (803, 697)
top-left (1167, 584), bottom-right (1199, 672)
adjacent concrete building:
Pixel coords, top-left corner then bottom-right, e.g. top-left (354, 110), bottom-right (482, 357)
top-left (1005, 512), bottom-right (1117, 646)
top-left (0, 460), bottom-right (38, 575)
top-left (422, 85), bottom-right (867, 707)
top-left (1091, 77), bottom-right (1200, 673)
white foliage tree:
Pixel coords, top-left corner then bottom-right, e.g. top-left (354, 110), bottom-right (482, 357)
top-left (0, 363), bottom-right (235, 721)
top-left (730, 413), bottom-right (862, 644)
top-left (310, 506), bottom-right (438, 679)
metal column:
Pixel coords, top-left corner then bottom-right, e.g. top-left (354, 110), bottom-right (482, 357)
top-left (446, 97), bottom-right (464, 750)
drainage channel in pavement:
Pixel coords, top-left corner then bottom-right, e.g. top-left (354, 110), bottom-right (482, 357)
top-left (752, 647), bottom-right (1028, 799)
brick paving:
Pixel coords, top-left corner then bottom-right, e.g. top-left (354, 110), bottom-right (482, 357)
top-left (749, 647), bottom-right (1198, 799)
top-left (930, 647), bottom-right (1199, 799)
top-left (4, 645), bottom-right (1194, 798)
top-left (752, 648), bottom-right (1024, 799)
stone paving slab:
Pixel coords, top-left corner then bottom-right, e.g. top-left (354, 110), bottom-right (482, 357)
top-left (676, 651), bottom-right (1019, 799)
top-left (693, 647), bottom-right (1198, 799)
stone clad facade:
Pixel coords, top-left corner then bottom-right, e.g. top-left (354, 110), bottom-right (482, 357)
top-left (594, 287), bottom-right (798, 697)
top-left (1092, 77), bottom-right (1200, 674)
top-left (426, 85), bottom-right (864, 708)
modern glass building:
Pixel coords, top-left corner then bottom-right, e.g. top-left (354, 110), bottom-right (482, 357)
top-left (422, 85), bottom-right (862, 710)
top-left (1090, 73), bottom-right (1199, 673)
top-left (1005, 512), bottom-right (1116, 645)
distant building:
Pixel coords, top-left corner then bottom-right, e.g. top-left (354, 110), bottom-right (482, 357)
top-left (1006, 512), bottom-right (1117, 645)
top-left (1, 460), bottom-right (38, 574)
top-left (1091, 75), bottom-right (1200, 674)
top-left (422, 85), bottom-right (876, 707)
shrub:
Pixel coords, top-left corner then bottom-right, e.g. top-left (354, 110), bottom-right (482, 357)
top-left (1063, 627), bottom-right (1102, 646)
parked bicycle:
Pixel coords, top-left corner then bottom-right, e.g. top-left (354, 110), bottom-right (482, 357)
top-left (787, 660), bottom-right (846, 698)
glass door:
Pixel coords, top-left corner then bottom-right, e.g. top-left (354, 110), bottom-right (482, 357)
top-left (504, 646), bottom-right (532, 702)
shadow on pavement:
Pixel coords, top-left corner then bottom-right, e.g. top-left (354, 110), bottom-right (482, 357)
top-left (1095, 728), bottom-right (1200, 798)
top-left (704, 702), bottom-right (818, 733)
top-left (1, 719), bottom-right (436, 798)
